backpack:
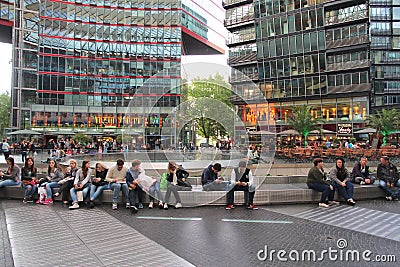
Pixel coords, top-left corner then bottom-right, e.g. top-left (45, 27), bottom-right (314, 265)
top-left (160, 172), bottom-right (168, 190)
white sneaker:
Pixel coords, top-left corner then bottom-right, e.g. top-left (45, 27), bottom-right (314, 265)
top-left (125, 203), bottom-right (131, 209)
top-left (163, 203), bottom-right (168, 210)
top-left (318, 203), bottom-right (329, 208)
top-left (69, 202), bottom-right (79, 209)
top-left (54, 192), bottom-right (60, 197)
top-left (112, 203), bottom-right (118, 210)
top-left (148, 202), bottom-right (154, 209)
top-left (175, 203), bottom-right (182, 209)
top-left (386, 196), bottom-right (393, 201)
top-left (360, 181), bottom-right (365, 185)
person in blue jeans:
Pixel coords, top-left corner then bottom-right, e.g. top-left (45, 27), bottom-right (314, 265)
top-left (105, 159), bottom-right (129, 210)
top-left (0, 157), bottom-right (20, 188)
top-left (329, 157), bottom-right (355, 206)
top-left (377, 156), bottom-right (400, 201)
top-left (306, 158), bottom-right (337, 208)
top-left (88, 162), bottom-right (109, 208)
top-left (40, 159), bottom-right (64, 205)
top-left (21, 157), bottom-right (38, 203)
top-left (69, 160), bottom-right (92, 209)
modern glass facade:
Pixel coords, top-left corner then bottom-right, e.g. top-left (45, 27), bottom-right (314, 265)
top-left (4, 0), bottom-right (225, 148)
top-left (225, 0), bottom-right (399, 137)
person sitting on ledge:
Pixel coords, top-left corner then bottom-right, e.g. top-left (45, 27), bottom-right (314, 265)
top-left (106, 159), bottom-right (129, 210)
top-left (329, 157), bottom-right (356, 206)
top-left (351, 156), bottom-right (375, 185)
top-left (226, 160), bottom-right (258, 210)
top-left (377, 156), bottom-right (400, 201)
top-left (163, 161), bottom-right (190, 209)
top-left (0, 157), bottom-right (20, 189)
top-left (202, 163), bottom-right (226, 191)
top-left (306, 158), bottom-right (338, 208)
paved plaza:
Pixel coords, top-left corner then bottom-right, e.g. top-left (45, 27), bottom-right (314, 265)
top-left (0, 198), bottom-right (399, 267)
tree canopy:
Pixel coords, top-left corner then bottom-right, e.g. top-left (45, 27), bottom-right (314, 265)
top-left (0, 93), bottom-right (10, 139)
top-left (367, 108), bottom-right (400, 145)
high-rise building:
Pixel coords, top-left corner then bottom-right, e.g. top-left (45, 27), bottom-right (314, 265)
top-left (1, 0), bottom-right (225, 148)
top-left (225, 0), bottom-right (400, 138)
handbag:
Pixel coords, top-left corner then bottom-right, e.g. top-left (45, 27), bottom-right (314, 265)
top-left (38, 186), bottom-right (47, 203)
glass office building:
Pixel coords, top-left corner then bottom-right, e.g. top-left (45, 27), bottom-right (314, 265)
top-left (225, 0), bottom-right (400, 137)
top-left (2, 0), bottom-right (225, 147)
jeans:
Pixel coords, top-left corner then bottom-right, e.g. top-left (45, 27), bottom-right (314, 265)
top-left (0, 179), bottom-right (20, 188)
top-left (149, 181), bottom-right (163, 202)
top-left (70, 185), bottom-right (90, 203)
top-left (128, 186), bottom-right (144, 206)
top-left (164, 183), bottom-right (191, 204)
top-left (21, 183), bottom-right (37, 198)
top-left (21, 151), bottom-right (28, 162)
top-left (90, 183), bottom-right (110, 201)
top-left (110, 183), bottom-right (129, 204)
top-left (3, 151), bottom-right (10, 159)
top-left (353, 176), bottom-right (376, 184)
top-left (333, 181), bottom-right (354, 200)
top-left (307, 182), bottom-right (335, 203)
top-left (202, 181), bottom-right (229, 191)
top-left (42, 181), bottom-right (59, 198)
top-left (58, 180), bottom-right (74, 202)
top-left (379, 180), bottom-right (400, 198)
top-left (227, 184), bottom-right (256, 205)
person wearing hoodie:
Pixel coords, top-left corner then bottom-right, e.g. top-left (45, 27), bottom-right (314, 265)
top-left (329, 157), bottom-right (355, 206)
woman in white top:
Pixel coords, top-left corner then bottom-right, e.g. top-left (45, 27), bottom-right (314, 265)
top-left (69, 160), bottom-right (92, 209)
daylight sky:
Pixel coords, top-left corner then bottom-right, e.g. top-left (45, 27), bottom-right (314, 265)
top-left (0, 42), bottom-right (12, 95)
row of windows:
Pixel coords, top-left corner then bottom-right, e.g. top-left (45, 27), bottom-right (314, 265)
top-left (0, 2), bottom-right (14, 21)
top-left (41, 21), bottom-right (181, 42)
top-left (372, 50), bottom-right (400, 63)
top-left (225, 4), bottom-right (253, 25)
top-left (229, 43), bottom-right (256, 58)
top-left (326, 51), bottom-right (368, 65)
top-left (375, 65), bottom-right (400, 78)
top-left (254, 0), bottom-right (323, 17)
top-left (53, 0), bottom-right (180, 9)
top-left (39, 38), bottom-right (182, 58)
top-left (256, 8), bottom-right (324, 39)
top-left (257, 31), bottom-right (325, 58)
top-left (327, 72), bottom-right (369, 87)
top-left (374, 80), bottom-right (400, 93)
top-left (228, 26), bottom-right (255, 45)
top-left (259, 54), bottom-right (325, 79)
top-left (326, 24), bottom-right (367, 41)
top-left (325, 4), bottom-right (368, 26)
top-left (375, 95), bottom-right (400, 106)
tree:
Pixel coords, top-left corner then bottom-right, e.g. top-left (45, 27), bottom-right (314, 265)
top-left (288, 105), bottom-right (324, 147)
top-left (367, 108), bottom-right (400, 146)
top-left (0, 93), bottom-right (10, 139)
top-left (185, 74), bottom-right (233, 144)
top-left (73, 133), bottom-right (91, 145)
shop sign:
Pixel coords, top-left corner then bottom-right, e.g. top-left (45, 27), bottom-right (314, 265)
top-left (338, 123), bottom-right (352, 135)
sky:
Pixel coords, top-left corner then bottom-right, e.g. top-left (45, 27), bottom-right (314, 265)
top-left (0, 43), bottom-right (229, 95)
top-left (0, 42), bottom-right (12, 95)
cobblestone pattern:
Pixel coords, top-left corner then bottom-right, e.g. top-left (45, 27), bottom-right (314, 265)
top-left (0, 202), bottom-right (14, 267)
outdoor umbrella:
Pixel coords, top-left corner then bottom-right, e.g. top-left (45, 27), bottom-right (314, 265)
top-left (353, 128), bottom-right (377, 134)
top-left (309, 129), bottom-right (336, 135)
top-left (7, 129), bottom-right (42, 135)
top-left (277, 129), bottom-right (299, 135)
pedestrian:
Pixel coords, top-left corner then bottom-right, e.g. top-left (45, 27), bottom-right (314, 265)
top-left (105, 158), bottom-right (129, 210)
top-left (377, 156), bottom-right (400, 201)
top-left (40, 159), bottom-right (64, 205)
top-left (88, 162), bottom-right (109, 208)
top-left (350, 157), bottom-right (375, 185)
top-left (21, 157), bottom-right (38, 203)
top-left (163, 161), bottom-right (191, 209)
top-left (2, 139), bottom-right (10, 159)
top-left (69, 160), bottom-right (92, 209)
top-left (329, 157), bottom-right (355, 206)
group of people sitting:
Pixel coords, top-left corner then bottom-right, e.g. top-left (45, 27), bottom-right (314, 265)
top-left (307, 155), bottom-right (400, 207)
top-left (0, 156), bottom-right (259, 212)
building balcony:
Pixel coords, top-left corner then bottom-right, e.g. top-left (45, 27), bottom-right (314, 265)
top-left (326, 59), bottom-right (370, 72)
top-left (223, 0), bottom-right (252, 9)
top-left (227, 36), bottom-right (256, 46)
top-left (228, 53), bottom-right (257, 66)
top-left (224, 15), bottom-right (254, 28)
top-left (326, 35), bottom-right (368, 49)
top-left (229, 72), bottom-right (258, 83)
top-left (325, 12), bottom-right (368, 27)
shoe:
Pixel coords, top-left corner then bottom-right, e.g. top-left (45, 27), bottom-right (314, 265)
top-left (43, 198), bottom-right (53, 205)
top-left (138, 203), bottom-right (144, 209)
top-left (88, 201), bottom-right (95, 209)
top-left (112, 203), bottom-right (118, 210)
top-left (63, 201), bottom-right (68, 205)
top-left (22, 198), bottom-right (28, 204)
top-left (69, 202), bottom-right (79, 209)
top-left (360, 181), bottom-right (365, 185)
top-left (175, 203), bottom-right (182, 209)
top-left (328, 201), bottom-right (340, 205)
top-left (163, 203), bottom-right (169, 210)
top-left (54, 192), bottom-right (60, 197)
top-left (319, 203), bottom-right (330, 208)
top-left (148, 202), bottom-right (154, 209)
top-left (226, 204), bottom-right (234, 210)
top-left (158, 201), bottom-right (164, 209)
top-left (247, 204), bottom-right (258, 210)
top-left (125, 203), bottom-right (131, 209)
top-left (347, 199), bottom-right (356, 206)
top-left (130, 206), bottom-right (138, 214)
top-left (26, 197), bottom-right (33, 203)
top-left (386, 196), bottom-right (393, 201)
top-left (36, 199), bottom-right (42, 204)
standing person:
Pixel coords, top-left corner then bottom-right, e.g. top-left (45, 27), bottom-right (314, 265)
top-left (329, 157), bottom-right (355, 206)
top-left (377, 156), bottom-right (400, 201)
top-left (69, 160), bottom-right (93, 209)
top-left (105, 159), bottom-right (129, 210)
top-left (20, 157), bottom-right (38, 203)
top-left (20, 139), bottom-right (29, 163)
top-left (226, 161), bottom-right (258, 210)
top-left (0, 157), bottom-right (20, 188)
top-left (201, 163), bottom-right (225, 191)
top-left (351, 157), bottom-right (375, 185)
top-left (40, 159), bottom-right (64, 205)
top-left (54, 159), bottom-right (79, 205)
top-left (306, 158), bottom-right (337, 208)
top-left (163, 161), bottom-right (190, 209)
top-left (2, 139), bottom-right (10, 159)
top-left (88, 162), bottom-right (109, 208)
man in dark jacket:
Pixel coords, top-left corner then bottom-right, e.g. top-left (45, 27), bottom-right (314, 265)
top-left (306, 158), bottom-right (337, 208)
top-left (377, 156), bottom-right (400, 200)
top-left (201, 163), bottom-right (225, 191)
top-left (351, 157), bottom-right (375, 184)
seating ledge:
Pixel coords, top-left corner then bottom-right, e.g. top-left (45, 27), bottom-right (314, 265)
top-left (0, 183), bottom-right (386, 207)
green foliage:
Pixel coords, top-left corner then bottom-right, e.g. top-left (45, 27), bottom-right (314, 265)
top-left (116, 134), bottom-right (132, 144)
top-left (185, 74), bottom-right (233, 143)
top-left (73, 133), bottom-right (91, 145)
top-left (349, 137), bottom-right (356, 144)
top-left (288, 105), bottom-right (324, 147)
top-left (367, 109), bottom-right (400, 145)
top-left (0, 93), bottom-right (10, 139)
